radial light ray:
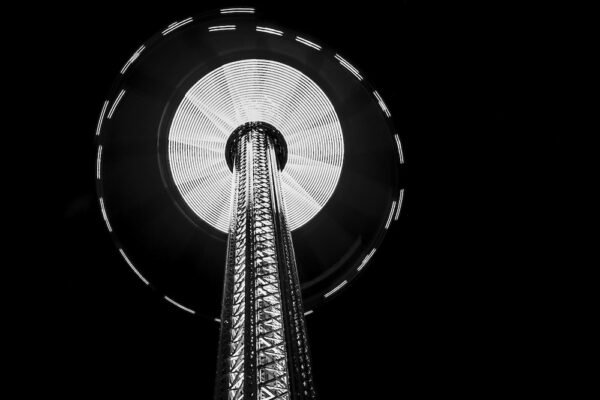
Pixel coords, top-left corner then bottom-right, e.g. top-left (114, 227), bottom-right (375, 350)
top-left (168, 59), bottom-right (344, 232)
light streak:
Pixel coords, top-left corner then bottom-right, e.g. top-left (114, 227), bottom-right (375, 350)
top-left (120, 45), bottom-right (145, 74)
top-left (95, 101), bottom-right (108, 136)
top-left (99, 197), bottom-right (112, 232)
top-left (394, 189), bottom-right (404, 221)
top-left (335, 54), bottom-right (363, 81)
top-left (357, 248), bottom-right (377, 271)
top-left (220, 7), bottom-right (254, 14)
top-left (209, 25), bottom-right (236, 32)
top-left (162, 17), bottom-right (193, 35)
top-left (107, 89), bottom-right (125, 119)
top-left (373, 90), bottom-right (391, 117)
top-left (324, 280), bottom-right (348, 298)
top-left (385, 201), bottom-right (396, 229)
top-left (295, 36), bottom-right (321, 50)
top-left (96, 145), bottom-right (102, 180)
top-left (118, 248), bottom-right (150, 285)
top-left (164, 296), bottom-right (196, 314)
top-left (256, 26), bottom-right (283, 36)
top-left (394, 134), bottom-right (404, 164)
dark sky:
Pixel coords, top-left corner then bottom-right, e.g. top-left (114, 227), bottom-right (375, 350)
top-left (26, 1), bottom-right (568, 398)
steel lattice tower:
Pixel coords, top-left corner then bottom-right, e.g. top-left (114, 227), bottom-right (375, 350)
top-left (215, 123), bottom-right (315, 400)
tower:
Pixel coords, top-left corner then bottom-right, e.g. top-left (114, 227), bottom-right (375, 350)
top-left (96, 8), bottom-right (404, 399)
top-left (215, 123), bottom-right (315, 399)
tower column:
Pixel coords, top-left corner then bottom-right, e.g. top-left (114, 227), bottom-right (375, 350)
top-left (216, 123), bottom-right (316, 400)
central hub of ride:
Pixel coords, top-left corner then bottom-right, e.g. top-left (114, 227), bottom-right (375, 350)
top-left (225, 121), bottom-right (288, 171)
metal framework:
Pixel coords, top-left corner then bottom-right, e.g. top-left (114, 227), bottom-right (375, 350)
top-left (215, 124), bottom-right (316, 400)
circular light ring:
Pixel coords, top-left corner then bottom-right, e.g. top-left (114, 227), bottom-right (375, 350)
top-left (168, 59), bottom-right (344, 233)
top-left (95, 11), bottom-right (406, 318)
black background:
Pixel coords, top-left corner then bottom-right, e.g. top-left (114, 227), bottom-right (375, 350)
top-left (22, 1), bottom-right (569, 398)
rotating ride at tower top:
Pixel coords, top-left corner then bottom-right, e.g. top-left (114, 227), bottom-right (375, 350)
top-left (95, 7), bottom-right (405, 320)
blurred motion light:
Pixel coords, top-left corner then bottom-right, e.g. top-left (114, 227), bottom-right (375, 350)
top-left (168, 59), bottom-right (344, 233)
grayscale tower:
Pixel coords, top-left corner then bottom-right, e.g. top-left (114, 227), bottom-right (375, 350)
top-left (95, 8), bottom-right (404, 400)
top-left (215, 123), bottom-right (315, 399)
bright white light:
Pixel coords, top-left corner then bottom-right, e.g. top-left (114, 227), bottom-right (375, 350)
top-left (96, 101), bottom-right (108, 136)
top-left (304, 310), bottom-right (313, 316)
top-left (120, 45), bottom-right (145, 74)
top-left (214, 317), bottom-right (221, 322)
top-left (164, 296), bottom-right (196, 314)
top-left (107, 89), bottom-right (125, 119)
top-left (324, 280), bottom-right (348, 298)
top-left (220, 7), bottom-right (254, 14)
top-left (162, 17), bottom-right (193, 35)
top-left (334, 54), bottom-right (363, 81)
top-left (96, 145), bottom-right (102, 180)
top-left (385, 201), bottom-right (396, 229)
top-left (168, 59), bottom-right (344, 233)
top-left (394, 134), bottom-right (404, 164)
top-left (295, 36), bottom-right (321, 51)
top-left (99, 197), bottom-right (112, 232)
top-left (256, 26), bottom-right (283, 36)
top-left (394, 189), bottom-right (404, 221)
top-left (373, 91), bottom-right (391, 117)
top-left (118, 248), bottom-right (150, 285)
top-left (357, 248), bottom-right (377, 271)
top-left (209, 25), bottom-right (236, 32)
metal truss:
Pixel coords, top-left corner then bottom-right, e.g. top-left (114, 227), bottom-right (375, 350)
top-left (215, 126), bottom-right (316, 400)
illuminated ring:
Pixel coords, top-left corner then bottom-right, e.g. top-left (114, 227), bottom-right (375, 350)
top-left (96, 10), bottom-right (405, 318)
top-left (168, 59), bottom-right (344, 233)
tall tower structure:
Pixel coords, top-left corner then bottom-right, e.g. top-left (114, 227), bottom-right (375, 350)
top-left (216, 123), bottom-right (315, 399)
top-left (95, 8), bottom-right (404, 400)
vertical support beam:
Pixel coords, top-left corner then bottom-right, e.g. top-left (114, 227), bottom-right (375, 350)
top-left (215, 126), bottom-right (316, 400)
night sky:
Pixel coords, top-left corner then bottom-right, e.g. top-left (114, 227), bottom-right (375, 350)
top-left (30, 1), bottom-right (568, 398)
